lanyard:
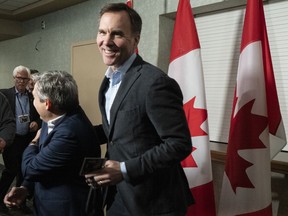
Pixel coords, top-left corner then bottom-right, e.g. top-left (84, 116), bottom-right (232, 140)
top-left (16, 93), bottom-right (28, 115)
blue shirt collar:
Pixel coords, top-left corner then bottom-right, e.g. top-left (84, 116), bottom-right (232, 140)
top-left (105, 53), bottom-right (137, 79)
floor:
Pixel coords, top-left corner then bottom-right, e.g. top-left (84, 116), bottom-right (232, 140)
top-left (0, 156), bottom-right (34, 216)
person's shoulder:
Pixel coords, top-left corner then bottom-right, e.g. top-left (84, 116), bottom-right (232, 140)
top-left (0, 91), bottom-right (5, 98)
top-left (0, 87), bottom-right (14, 94)
top-left (135, 59), bottom-right (165, 77)
top-left (0, 92), bottom-right (12, 110)
top-left (132, 55), bottom-right (174, 83)
top-left (0, 92), bottom-right (7, 103)
top-left (0, 91), bottom-right (9, 100)
top-left (65, 106), bottom-right (91, 124)
top-left (141, 62), bottom-right (171, 82)
top-left (0, 88), bottom-right (5, 94)
top-left (0, 88), bottom-right (10, 98)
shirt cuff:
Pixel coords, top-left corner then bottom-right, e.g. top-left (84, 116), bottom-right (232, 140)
top-left (120, 162), bottom-right (129, 181)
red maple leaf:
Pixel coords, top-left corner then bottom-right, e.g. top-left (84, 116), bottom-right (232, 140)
top-left (181, 96), bottom-right (208, 168)
top-left (181, 146), bottom-right (197, 168)
top-left (226, 99), bottom-right (268, 193)
top-left (183, 96), bottom-right (208, 137)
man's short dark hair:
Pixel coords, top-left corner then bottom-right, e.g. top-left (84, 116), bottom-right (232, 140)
top-left (100, 3), bottom-right (142, 35)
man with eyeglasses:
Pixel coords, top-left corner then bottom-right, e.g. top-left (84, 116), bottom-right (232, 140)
top-left (0, 65), bottom-right (41, 214)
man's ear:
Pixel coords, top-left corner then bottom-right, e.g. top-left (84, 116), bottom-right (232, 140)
top-left (45, 99), bottom-right (52, 110)
top-left (134, 34), bottom-right (140, 47)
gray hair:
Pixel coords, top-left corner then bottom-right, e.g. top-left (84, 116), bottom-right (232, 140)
top-left (13, 65), bottom-right (31, 76)
top-left (33, 71), bottom-right (79, 113)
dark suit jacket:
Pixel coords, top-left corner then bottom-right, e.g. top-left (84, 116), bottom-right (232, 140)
top-left (0, 92), bottom-right (15, 146)
top-left (99, 55), bottom-right (194, 216)
top-left (21, 106), bottom-right (101, 216)
top-left (0, 87), bottom-right (41, 137)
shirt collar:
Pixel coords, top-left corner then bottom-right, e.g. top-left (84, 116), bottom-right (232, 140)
top-left (47, 114), bottom-right (66, 131)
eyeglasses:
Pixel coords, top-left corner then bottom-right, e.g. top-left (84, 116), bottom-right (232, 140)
top-left (15, 76), bottom-right (30, 82)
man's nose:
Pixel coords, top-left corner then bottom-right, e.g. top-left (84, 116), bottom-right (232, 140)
top-left (103, 34), bottom-right (113, 44)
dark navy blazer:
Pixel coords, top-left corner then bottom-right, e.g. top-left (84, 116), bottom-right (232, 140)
top-left (22, 106), bottom-right (101, 216)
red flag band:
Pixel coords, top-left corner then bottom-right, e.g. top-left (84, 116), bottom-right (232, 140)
top-left (126, 0), bottom-right (133, 8)
top-left (126, 0), bottom-right (138, 53)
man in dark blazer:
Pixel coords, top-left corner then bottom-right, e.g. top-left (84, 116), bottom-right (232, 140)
top-left (85, 3), bottom-right (194, 216)
top-left (0, 92), bottom-right (15, 213)
top-left (4, 71), bottom-right (103, 216)
top-left (0, 65), bottom-right (41, 213)
top-left (0, 92), bottom-right (15, 153)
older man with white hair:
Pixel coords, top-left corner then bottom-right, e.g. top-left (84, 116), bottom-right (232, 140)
top-left (0, 65), bottom-right (41, 214)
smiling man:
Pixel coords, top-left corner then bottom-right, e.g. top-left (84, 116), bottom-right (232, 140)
top-left (85, 3), bottom-right (194, 216)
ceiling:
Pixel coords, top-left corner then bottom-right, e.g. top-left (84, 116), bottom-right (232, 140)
top-left (0, 0), bottom-right (88, 41)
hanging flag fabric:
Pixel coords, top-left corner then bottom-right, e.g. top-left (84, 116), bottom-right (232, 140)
top-left (126, 0), bottom-right (138, 54)
top-left (218, 0), bottom-right (286, 215)
top-left (126, 0), bottom-right (133, 8)
top-left (168, 0), bottom-right (216, 215)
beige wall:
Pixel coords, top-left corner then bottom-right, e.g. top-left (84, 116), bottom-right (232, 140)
top-left (0, 0), bottom-right (224, 87)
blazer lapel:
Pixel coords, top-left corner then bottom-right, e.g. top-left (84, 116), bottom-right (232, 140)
top-left (39, 123), bottom-right (48, 150)
top-left (99, 77), bottom-right (110, 134)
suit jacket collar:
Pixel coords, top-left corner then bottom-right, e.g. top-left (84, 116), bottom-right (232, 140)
top-left (39, 112), bottom-right (70, 149)
top-left (99, 77), bottom-right (109, 131)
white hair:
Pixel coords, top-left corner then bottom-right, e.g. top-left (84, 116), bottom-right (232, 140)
top-left (12, 65), bottom-right (31, 77)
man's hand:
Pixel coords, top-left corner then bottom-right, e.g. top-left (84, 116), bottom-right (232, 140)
top-left (4, 186), bottom-right (29, 208)
top-left (29, 121), bottom-right (39, 132)
top-left (30, 128), bottom-right (41, 144)
top-left (85, 160), bottom-right (123, 188)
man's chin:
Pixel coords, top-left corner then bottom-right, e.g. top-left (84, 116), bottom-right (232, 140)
top-left (103, 60), bottom-right (115, 67)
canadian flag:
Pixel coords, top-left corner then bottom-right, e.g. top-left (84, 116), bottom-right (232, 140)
top-left (218, 0), bottom-right (286, 215)
top-left (126, 0), bottom-right (133, 8)
top-left (126, 0), bottom-right (138, 54)
top-left (168, 0), bottom-right (216, 215)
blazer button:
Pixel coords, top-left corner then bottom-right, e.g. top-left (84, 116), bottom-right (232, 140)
top-left (109, 141), bottom-right (114, 145)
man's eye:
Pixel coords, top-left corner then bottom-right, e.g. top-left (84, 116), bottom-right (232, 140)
top-left (98, 31), bottom-right (106, 36)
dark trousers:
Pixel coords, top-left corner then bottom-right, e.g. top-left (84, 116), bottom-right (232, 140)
top-left (0, 134), bottom-right (31, 202)
top-left (106, 191), bottom-right (130, 216)
top-left (85, 187), bottom-right (105, 216)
